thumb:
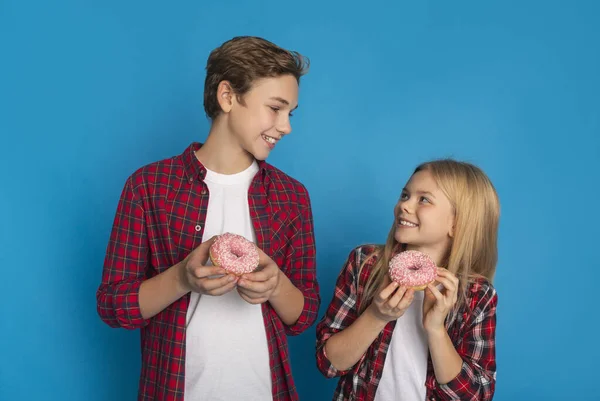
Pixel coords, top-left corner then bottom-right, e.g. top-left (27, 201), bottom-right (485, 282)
top-left (257, 246), bottom-right (273, 266)
top-left (194, 235), bottom-right (219, 264)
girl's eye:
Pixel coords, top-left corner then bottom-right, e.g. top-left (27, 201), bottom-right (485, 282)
top-left (420, 196), bottom-right (430, 204)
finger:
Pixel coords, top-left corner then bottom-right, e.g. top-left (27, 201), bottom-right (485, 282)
top-left (436, 268), bottom-right (457, 280)
top-left (427, 283), bottom-right (445, 303)
top-left (237, 289), bottom-right (267, 304)
top-left (386, 286), bottom-right (407, 309)
top-left (437, 269), bottom-right (460, 288)
top-left (192, 236), bottom-right (219, 264)
top-left (256, 247), bottom-right (274, 266)
top-left (205, 279), bottom-right (238, 296)
top-left (192, 265), bottom-right (226, 279)
top-left (378, 282), bottom-right (399, 301)
top-left (238, 277), bottom-right (274, 294)
top-left (237, 286), bottom-right (266, 300)
top-left (242, 266), bottom-right (274, 282)
top-left (435, 276), bottom-right (457, 293)
top-left (198, 273), bottom-right (238, 291)
top-left (396, 288), bottom-right (415, 310)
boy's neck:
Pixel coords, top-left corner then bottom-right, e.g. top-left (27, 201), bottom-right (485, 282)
top-left (194, 120), bottom-right (256, 175)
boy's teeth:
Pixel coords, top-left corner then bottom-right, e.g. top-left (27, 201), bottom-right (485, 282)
top-left (262, 135), bottom-right (276, 144)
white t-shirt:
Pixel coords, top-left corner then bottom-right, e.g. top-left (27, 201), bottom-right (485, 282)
top-left (374, 290), bottom-right (429, 401)
top-left (184, 160), bottom-right (273, 401)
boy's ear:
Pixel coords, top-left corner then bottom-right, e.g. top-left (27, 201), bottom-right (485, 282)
top-left (216, 80), bottom-right (234, 113)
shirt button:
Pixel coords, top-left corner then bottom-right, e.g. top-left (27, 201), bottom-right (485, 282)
top-left (201, 189), bottom-right (207, 195)
top-left (195, 225), bottom-right (202, 232)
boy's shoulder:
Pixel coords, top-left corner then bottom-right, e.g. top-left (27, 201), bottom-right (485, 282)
top-left (261, 161), bottom-right (311, 208)
top-left (118, 145), bottom-right (192, 202)
top-left (127, 151), bottom-right (186, 187)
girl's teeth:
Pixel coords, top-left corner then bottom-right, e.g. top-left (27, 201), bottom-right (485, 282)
top-left (263, 135), bottom-right (276, 144)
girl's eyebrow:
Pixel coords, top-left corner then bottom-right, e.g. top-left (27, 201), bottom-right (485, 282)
top-left (416, 190), bottom-right (436, 199)
top-left (403, 188), bottom-right (437, 199)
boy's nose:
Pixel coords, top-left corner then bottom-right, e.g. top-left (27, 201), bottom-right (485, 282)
top-left (277, 118), bottom-right (292, 135)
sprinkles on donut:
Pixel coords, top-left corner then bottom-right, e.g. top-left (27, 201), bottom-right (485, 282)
top-left (388, 250), bottom-right (437, 290)
top-left (209, 232), bottom-right (260, 275)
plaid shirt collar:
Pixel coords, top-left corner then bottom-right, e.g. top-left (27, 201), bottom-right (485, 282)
top-left (181, 142), bottom-right (270, 183)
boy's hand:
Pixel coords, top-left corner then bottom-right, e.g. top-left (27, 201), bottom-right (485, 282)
top-left (237, 248), bottom-right (282, 304)
top-left (179, 236), bottom-right (239, 296)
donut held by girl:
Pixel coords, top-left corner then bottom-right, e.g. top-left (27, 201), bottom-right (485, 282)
top-left (388, 250), bottom-right (437, 291)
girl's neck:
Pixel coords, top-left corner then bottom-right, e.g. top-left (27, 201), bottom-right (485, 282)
top-left (403, 243), bottom-right (449, 267)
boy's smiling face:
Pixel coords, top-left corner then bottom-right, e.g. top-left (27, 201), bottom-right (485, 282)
top-left (218, 74), bottom-right (299, 161)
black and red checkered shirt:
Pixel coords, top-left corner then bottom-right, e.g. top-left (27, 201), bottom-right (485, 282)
top-left (97, 142), bottom-right (320, 401)
top-left (316, 245), bottom-right (497, 401)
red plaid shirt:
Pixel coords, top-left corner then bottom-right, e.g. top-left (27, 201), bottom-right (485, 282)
top-left (96, 142), bottom-right (320, 401)
top-left (316, 245), bottom-right (497, 401)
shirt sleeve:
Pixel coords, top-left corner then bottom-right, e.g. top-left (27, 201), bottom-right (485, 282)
top-left (431, 285), bottom-right (498, 401)
top-left (96, 176), bottom-right (151, 329)
top-left (280, 187), bottom-right (320, 336)
top-left (315, 248), bottom-right (364, 378)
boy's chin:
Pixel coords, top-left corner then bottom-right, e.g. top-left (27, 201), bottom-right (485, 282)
top-left (248, 147), bottom-right (271, 161)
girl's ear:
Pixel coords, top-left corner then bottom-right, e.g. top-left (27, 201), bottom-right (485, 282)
top-left (448, 214), bottom-right (455, 239)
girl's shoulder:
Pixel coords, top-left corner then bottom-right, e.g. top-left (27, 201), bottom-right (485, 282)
top-left (464, 275), bottom-right (498, 313)
top-left (345, 244), bottom-right (381, 269)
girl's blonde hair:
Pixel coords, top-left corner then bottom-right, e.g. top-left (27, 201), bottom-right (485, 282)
top-left (358, 159), bottom-right (500, 313)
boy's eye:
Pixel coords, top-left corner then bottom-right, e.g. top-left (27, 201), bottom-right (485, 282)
top-left (269, 106), bottom-right (280, 112)
top-left (400, 193), bottom-right (409, 201)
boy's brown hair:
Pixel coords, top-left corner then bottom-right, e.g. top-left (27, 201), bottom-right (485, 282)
top-left (203, 36), bottom-right (310, 120)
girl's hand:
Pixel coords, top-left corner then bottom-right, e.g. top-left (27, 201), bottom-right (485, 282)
top-left (367, 275), bottom-right (415, 323)
top-left (423, 268), bottom-right (459, 334)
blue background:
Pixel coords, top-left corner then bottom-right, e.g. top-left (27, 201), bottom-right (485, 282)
top-left (1, 1), bottom-right (599, 400)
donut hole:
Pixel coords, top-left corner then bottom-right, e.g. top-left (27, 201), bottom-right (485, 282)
top-left (408, 265), bottom-right (421, 271)
top-left (228, 243), bottom-right (246, 259)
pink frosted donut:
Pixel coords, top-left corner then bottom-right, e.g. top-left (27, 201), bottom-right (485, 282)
top-left (388, 250), bottom-right (437, 290)
top-left (209, 233), bottom-right (259, 275)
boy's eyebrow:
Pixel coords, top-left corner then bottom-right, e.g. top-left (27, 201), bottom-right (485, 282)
top-left (270, 97), bottom-right (299, 110)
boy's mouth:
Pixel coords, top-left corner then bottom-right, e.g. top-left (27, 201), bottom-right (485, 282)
top-left (261, 134), bottom-right (277, 145)
top-left (261, 134), bottom-right (278, 148)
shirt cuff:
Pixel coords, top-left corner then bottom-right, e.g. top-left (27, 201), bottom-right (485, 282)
top-left (113, 280), bottom-right (150, 329)
top-left (431, 360), bottom-right (490, 401)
